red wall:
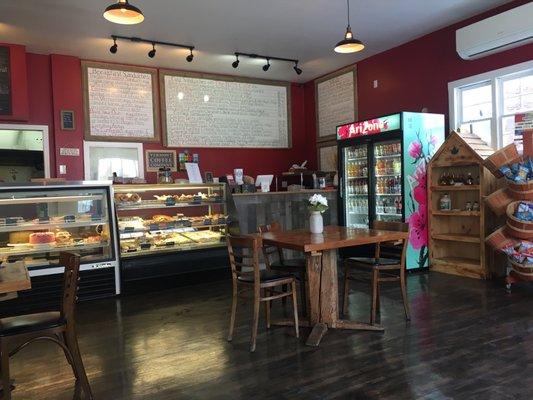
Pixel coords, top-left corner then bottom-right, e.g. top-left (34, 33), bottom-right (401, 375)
top-left (306, 0), bottom-right (533, 147)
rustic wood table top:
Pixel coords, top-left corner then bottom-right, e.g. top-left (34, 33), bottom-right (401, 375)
top-left (262, 225), bottom-right (408, 253)
top-left (0, 261), bottom-right (31, 295)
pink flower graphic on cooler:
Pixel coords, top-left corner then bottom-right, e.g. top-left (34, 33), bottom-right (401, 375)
top-left (408, 204), bottom-right (427, 249)
top-left (412, 161), bottom-right (427, 205)
top-left (408, 141), bottom-right (423, 159)
top-left (429, 135), bottom-right (439, 146)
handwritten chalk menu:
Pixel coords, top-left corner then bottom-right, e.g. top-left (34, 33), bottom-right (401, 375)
top-left (0, 47), bottom-right (11, 115)
top-left (161, 71), bottom-right (290, 148)
top-left (82, 62), bottom-right (160, 142)
top-left (315, 68), bottom-right (356, 141)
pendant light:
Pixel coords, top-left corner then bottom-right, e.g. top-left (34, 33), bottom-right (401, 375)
top-left (103, 0), bottom-right (144, 25)
top-left (334, 0), bottom-right (364, 53)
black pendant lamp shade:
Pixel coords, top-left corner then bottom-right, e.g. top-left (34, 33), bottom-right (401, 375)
top-left (104, 0), bottom-right (144, 25)
top-left (334, 0), bottom-right (364, 53)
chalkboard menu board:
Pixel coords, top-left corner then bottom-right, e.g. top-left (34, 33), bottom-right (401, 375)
top-left (161, 70), bottom-right (291, 148)
top-left (145, 150), bottom-right (177, 172)
top-left (315, 66), bottom-right (357, 141)
top-left (0, 47), bottom-right (11, 115)
top-left (82, 61), bottom-right (160, 142)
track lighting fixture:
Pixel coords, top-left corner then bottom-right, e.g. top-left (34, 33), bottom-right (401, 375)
top-left (262, 58), bottom-right (271, 72)
top-left (293, 61), bottom-right (302, 75)
top-left (148, 43), bottom-right (156, 58)
top-left (233, 52), bottom-right (302, 75)
top-left (232, 55), bottom-right (240, 69)
top-left (103, 0), bottom-right (144, 25)
top-left (109, 35), bottom-right (195, 62)
top-left (109, 38), bottom-right (118, 54)
top-left (334, 0), bottom-right (365, 53)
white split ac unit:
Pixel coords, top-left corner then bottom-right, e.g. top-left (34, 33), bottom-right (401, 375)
top-left (456, 2), bottom-right (533, 60)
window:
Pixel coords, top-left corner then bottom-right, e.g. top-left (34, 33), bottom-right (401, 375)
top-left (83, 141), bottom-right (144, 181)
top-left (449, 60), bottom-right (533, 150)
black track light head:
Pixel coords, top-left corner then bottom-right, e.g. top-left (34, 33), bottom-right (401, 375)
top-left (262, 58), bottom-right (270, 72)
top-left (186, 49), bottom-right (194, 62)
top-left (109, 38), bottom-right (118, 54)
top-left (148, 43), bottom-right (156, 58)
top-left (293, 61), bottom-right (302, 75)
top-left (232, 54), bottom-right (239, 68)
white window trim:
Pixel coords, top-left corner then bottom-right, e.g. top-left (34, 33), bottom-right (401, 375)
top-left (448, 59), bottom-right (533, 149)
top-left (0, 124), bottom-right (51, 178)
top-left (83, 141), bottom-right (144, 181)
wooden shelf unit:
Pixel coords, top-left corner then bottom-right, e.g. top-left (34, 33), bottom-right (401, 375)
top-left (428, 131), bottom-right (497, 279)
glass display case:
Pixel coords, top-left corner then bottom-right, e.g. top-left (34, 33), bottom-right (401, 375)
top-left (0, 182), bottom-right (120, 303)
top-left (114, 183), bottom-right (228, 258)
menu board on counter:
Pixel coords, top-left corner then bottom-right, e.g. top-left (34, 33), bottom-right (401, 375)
top-left (315, 66), bottom-right (356, 141)
top-left (145, 149), bottom-right (177, 172)
top-left (161, 70), bottom-right (291, 148)
top-left (82, 61), bottom-right (160, 142)
top-left (0, 47), bottom-right (11, 115)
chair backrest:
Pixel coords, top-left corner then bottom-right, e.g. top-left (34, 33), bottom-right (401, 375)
top-left (59, 252), bottom-right (81, 323)
top-left (227, 235), bottom-right (261, 286)
top-left (258, 221), bottom-right (284, 267)
top-left (372, 221), bottom-right (409, 267)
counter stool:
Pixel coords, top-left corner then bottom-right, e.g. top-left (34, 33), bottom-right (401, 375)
top-left (226, 235), bottom-right (299, 352)
top-left (258, 222), bottom-right (308, 316)
top-left (342, 221), bottom-right (410, 325)
top-left (0, 252), bottom-right (93, 400)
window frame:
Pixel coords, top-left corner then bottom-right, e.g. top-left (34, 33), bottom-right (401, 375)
top-left (449, 60), bottom-right (533, 150)
top-left (83, 140), bottom-right (144, 181)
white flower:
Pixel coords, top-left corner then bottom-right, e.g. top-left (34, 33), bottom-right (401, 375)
top-left (309, 194), bottom-right (328, 207)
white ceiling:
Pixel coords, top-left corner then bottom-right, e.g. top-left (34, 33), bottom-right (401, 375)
top-left (0, 0), bottom-right (512, 83)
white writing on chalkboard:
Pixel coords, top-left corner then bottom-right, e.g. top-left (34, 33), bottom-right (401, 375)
top-left (317, 71), bottom-right (355, 138)
top-left (87, 67), bottom-right (154, 138)
top-left (163, 75), bottom-right (289, 148)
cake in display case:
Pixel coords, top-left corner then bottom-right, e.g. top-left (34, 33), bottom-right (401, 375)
top-left (0, 182), bottom-right (120, 313)
top-left (114, 183), bottom-right (228, 258)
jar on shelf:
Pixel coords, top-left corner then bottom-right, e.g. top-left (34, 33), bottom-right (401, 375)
top-left (440, 193), bottom-right (451, 211)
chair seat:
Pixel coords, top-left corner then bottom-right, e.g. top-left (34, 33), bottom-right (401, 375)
top-left (0, 311), bottom-right (65, 337)
top-left (346, 257), bottom-right (400, 267)
top-left (270, 258), bottom-right (306, 272)
top-left (238, 270), bottom-right (294, 284)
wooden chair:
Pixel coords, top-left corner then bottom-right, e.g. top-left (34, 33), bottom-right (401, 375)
top-left (0, 253), bottom-right (93, 400)
top-left (342, 221), bottom-right (410, 325)
top-left (258, 222), bottom-right (307, 315)
top-left (226, 235), bottom-right (299, 352)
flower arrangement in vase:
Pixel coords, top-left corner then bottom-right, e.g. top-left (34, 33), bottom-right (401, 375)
top-left (307, 194), bottom-right (328, 234)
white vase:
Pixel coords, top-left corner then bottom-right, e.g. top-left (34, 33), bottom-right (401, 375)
top-left (309, 211), bottom-right (323, 234)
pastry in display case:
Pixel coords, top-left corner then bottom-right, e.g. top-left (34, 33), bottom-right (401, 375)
top-left (114, 183), bottom-right (228, 258)
top-left (0, 182), bottom-right (120, 306)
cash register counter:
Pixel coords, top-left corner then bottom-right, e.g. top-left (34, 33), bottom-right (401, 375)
top-left (232, 189), bottom-right (338, 235)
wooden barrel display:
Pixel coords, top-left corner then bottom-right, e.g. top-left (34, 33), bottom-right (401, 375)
top-left (485, 226), bottom-right (520, 250)
top-left (509, 260), bottom-right (533, 281)
top-left (505, 201), bottom-right (533, 240)
top-left (485, 188), bottom-right (515, 216)
top-left (507, 179), bottom-right (533, 201)
top-left (484, 144), bottom-right (520, 178)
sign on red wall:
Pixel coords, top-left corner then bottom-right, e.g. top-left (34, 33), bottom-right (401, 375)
top-left (337, 113), bottom-right (401, 140)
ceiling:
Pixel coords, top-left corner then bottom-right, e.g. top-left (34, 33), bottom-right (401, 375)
top-left (0, 0), bottom-right (512, 83)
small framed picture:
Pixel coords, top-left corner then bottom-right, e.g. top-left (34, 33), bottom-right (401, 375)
top-left (204, 171), bottom-right (214, 183)
top-left (60, 110), bottom-right (75, 131)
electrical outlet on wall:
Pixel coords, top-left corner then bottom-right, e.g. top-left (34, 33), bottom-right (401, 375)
top-left (59, 165), bottom-right (67, 175)
top-left (373, 80), bottom-right (379, 88)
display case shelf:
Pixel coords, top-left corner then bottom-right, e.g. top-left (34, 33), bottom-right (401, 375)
top-left (120, 241), bottom-right (225, 258)
top-left (431, 210), bottom-right (480, 217)
top-left (0, 194), bottom-right (103, 205)
top-left (0, 220), bottom-right (106, 233)
top-left (116, 201), bottom-right (224, 211)
top-left (0, 241), bottom-right (109, 257)
top-left (430, 185), bottom-right (480, 191)
top-left (432, 233), bottom-right (480, 243)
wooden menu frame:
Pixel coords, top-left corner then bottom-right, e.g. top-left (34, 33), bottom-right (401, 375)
top-left (315, 65), bottom-right (357, 143)
top-left (81, 61), bottom-right (160, 143)
top-left (159, 69), bottom-right (292, 148)
top-left (317, 140), bottom-right (338, 172)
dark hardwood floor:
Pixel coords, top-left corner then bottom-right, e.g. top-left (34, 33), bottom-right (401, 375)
top-left (6, 271), bottom-right (533, 400)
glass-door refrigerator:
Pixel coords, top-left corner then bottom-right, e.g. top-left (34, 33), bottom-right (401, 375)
top-left (337, 112), bottom-right (445, 270)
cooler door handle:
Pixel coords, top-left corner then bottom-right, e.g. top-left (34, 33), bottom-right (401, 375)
top-left (340, 177), bottom-right (343, 198)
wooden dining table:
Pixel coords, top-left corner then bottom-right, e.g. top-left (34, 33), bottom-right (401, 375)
top-left (261, 225), bottom-right (409, 346)
top-left (0, 261), bottom-right (31, 300)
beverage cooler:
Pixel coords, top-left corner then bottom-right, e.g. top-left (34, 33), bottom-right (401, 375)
top-left (337, 112), bottom-right (445, 270)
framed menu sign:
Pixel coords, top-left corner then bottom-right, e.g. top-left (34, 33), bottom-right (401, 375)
top-left (82, 61), bottom-right (160, 142)
top-left (0, 47), bottom-right (11, 115)
top-left (145, 149), bottom-right (177, 172)
top-left (315, 66), bottom-right (357, 142)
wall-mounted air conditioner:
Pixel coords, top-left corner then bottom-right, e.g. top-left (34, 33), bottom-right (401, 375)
top-left (456, 2), bottom-right (533, 60)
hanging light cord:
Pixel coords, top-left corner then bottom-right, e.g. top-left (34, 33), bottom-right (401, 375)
top-left (346, 0), bottom-right (351, 29)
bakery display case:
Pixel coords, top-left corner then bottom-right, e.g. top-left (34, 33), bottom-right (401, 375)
top-left (113, 183), bottom-right (230, 288)
top-left (0, 181), bottom-right (120, 314)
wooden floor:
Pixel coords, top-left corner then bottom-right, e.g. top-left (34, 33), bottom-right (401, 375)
top-left (6, 271), bottom-right (533, 400)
